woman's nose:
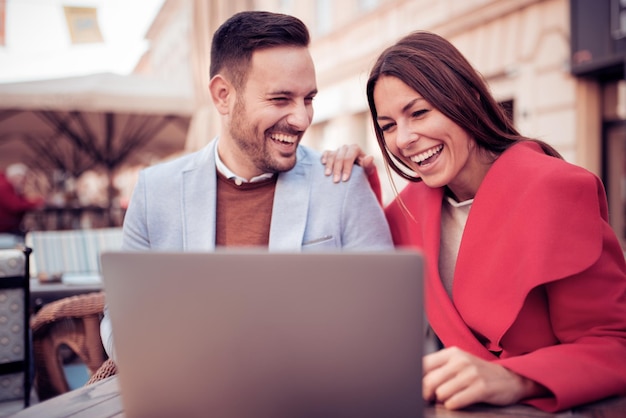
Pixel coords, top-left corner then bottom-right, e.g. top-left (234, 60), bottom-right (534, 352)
top-left (396, 125), bottom-right (418, 150)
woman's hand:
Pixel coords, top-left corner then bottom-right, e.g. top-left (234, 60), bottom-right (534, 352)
top-left (423, 347), bottom-right (548, 410)
top-left (321, 144), bottom-right (376, 183)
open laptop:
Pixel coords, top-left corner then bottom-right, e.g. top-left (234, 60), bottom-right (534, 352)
top-left (100, 250), bottom-right (424, 418)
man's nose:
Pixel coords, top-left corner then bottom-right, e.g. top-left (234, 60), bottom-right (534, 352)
top-left (287, 102), bottom-right (312, 131)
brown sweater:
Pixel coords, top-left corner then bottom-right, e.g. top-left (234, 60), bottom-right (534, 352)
top-left (215, 171), bottom-right (277, 247)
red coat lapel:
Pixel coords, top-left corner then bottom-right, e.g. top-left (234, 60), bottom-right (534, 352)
top-left (386, 182), bottom-right (496, 360)
top-left (453, 142), bottom-right (604, 348)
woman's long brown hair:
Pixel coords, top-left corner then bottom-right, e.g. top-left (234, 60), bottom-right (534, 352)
top-left (366, 31), bottom-right (561, 182)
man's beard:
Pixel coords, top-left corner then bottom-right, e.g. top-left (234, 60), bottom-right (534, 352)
top-left (229, 97), bottom-right (298, 174)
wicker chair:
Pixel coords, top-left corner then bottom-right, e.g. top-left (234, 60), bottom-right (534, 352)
top-left (86, 358), bottom-right (117, 385)
top-left (30, 291), bottom-right (108, 400)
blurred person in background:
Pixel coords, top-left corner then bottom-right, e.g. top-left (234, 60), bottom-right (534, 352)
top-left (0, 163), bottom-right (44, 237)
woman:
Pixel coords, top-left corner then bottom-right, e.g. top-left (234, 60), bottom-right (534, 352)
top-left (324, 31), bottom-right (626, 412)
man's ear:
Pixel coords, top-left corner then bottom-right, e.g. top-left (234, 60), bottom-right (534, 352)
top-left (209, 75), bottom-right (233, 115)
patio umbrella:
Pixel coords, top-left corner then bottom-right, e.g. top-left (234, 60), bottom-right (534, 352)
top-left (0, 72), bottom-right (194, 209)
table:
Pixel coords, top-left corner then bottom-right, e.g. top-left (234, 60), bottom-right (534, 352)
top-left (10, 375), bottom-right (626, 418)
top-left (29, 278), bottom-right (103, 313)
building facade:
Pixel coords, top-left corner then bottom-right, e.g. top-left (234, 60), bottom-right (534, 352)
top-left (138, 0), bottom-right (626, 248)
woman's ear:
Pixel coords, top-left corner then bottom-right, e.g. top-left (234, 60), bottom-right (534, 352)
top-left (209, 75), bottom-right (233, 115)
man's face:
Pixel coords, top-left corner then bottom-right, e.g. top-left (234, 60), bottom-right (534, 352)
top-left (223, 46), bottom-right (317, 179)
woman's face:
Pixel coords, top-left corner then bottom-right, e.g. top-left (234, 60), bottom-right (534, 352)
top-left (373, 75), bottom-right (488, 201)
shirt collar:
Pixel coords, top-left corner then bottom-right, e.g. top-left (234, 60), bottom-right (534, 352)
top-left (214, 140), bottom-right (275, 185)
top-left (445, 195), bottom-right (474, 208)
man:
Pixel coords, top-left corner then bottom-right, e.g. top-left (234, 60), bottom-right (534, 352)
top-left (100, 11), bottom-right (392, 359)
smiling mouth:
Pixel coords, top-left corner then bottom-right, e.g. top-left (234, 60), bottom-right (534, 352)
top-left (269, 133), bottom-right (298, 145)
top-left (410, 144), bottom-right (443, 166)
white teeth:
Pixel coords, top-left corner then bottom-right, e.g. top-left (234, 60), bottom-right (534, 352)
top-left (410, 144), bottom-right (443, 164)
top-left (270, 133), bottom-right (296, 144)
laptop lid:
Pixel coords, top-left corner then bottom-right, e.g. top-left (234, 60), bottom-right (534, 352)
top-left (101, 250), bottom-right (424, 418)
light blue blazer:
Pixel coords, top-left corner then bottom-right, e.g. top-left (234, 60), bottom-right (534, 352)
top-left (102, 139), bottom-right (393, 359)
top-left (121, 138), bottom-right (393, 252)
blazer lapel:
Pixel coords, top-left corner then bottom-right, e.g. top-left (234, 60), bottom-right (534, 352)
top-left (182, 140), bottom-right (217, 251)
top-left (268, 148), bottom-right (311, 251)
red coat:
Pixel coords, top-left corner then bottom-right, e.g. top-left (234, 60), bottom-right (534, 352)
top-left (385, 141), bottom-right (626, 412)
top-left (0, 173), bottom-right (42, 234)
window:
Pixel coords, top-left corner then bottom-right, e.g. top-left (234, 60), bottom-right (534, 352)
top-left (358, 0), bottom-right (379, 13)
top-left (606, 121), bottom-right (626, 250)
top-left (611, 0), bottom-right (626, 39)
top-left (315, 0), bottom-right (332, 36)
top-left (278, 0), bottom-right (294, 15)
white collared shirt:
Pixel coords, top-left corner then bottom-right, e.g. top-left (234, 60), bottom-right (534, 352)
top-left (439, 196), bottom-right (474, 299)
top-left (214, 141), bottom-right (274, 185)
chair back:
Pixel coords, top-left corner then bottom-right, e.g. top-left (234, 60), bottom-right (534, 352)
top-left (25, 228), bottom-right (122, 279)
top-left (0, 247), bottom-right (31, 407)
top-left (30, 291), bottom-right (107, 400)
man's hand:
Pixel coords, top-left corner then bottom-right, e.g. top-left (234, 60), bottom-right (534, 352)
top-left (321, 144), bottom-right (376, 183)
top-left (423, 347), bottom-right (548, 410)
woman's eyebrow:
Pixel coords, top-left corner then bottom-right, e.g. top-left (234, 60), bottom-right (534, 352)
top-left (402, 98), bottom-right (424, 113)
top-left (376, 97), bottom-right (425, 122)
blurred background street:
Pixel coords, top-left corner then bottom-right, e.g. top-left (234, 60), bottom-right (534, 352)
top-left (0, 0), bottom-right (624, 239)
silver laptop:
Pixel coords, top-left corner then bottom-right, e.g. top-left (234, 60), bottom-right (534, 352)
top-left (101, 250), bottom-right (424, 418)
